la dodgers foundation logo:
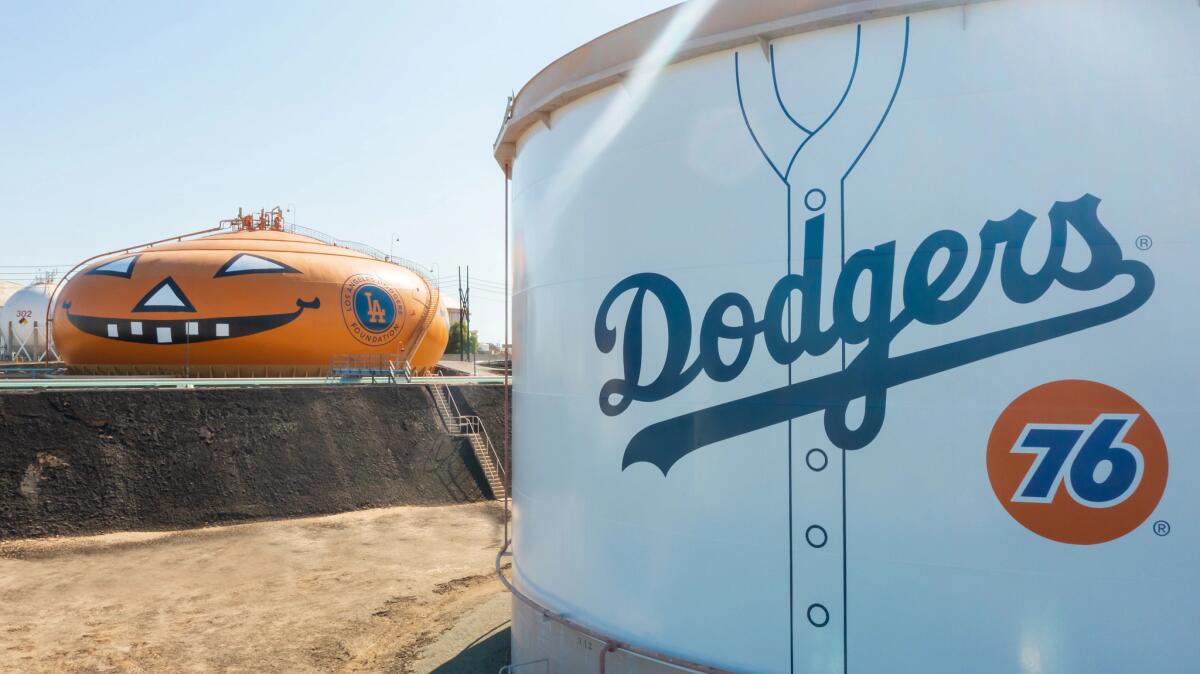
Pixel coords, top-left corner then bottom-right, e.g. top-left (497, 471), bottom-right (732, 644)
top-left (341, 274), bottom-right (405, 346)
top-left (986, 380), bottom-right (1168, 545)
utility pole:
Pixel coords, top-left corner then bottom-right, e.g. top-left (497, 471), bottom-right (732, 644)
top-left (467, 265), bottom-right (475, 376)
top-left (458, 265), bottom-right (473, 372)
top-left (457, 266), bottom-right (465, 363)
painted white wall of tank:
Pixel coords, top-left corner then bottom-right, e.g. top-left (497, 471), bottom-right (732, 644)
top-left (0, 283), bottom-right (55, 360)
top-left (510, 1), bottom-right (1198, 672)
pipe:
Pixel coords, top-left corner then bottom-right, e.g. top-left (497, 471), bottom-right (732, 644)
top-left (503, 169), bottom-right (511, 543)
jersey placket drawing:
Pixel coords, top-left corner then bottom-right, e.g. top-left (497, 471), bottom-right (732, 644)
top-left (734, 17), bottom-right (911, 671)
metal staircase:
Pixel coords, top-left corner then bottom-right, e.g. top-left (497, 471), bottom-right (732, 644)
top-left (397, 286), bottom-right (441, 375)
top-left (429, 383), bottom-right (506, 499)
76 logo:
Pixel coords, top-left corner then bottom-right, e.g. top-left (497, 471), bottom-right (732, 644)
top-left (1010, 414), bottom-right (1144, 508)
top-left (989, 381), bottom-right (1167, 544)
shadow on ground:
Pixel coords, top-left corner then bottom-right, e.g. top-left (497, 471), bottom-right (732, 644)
top-left (430, 626), bottom-right (510, 673)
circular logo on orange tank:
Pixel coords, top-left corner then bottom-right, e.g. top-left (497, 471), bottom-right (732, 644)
top-left (341, 275), bottom-right (405, 346)
top-left (986, 380), bottom-right (1168, 545)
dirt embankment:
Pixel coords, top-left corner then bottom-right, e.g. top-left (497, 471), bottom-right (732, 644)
top-left (0, 502), bottom-right (510, 673)
top-left (0, 385), bottom-right (506, 539)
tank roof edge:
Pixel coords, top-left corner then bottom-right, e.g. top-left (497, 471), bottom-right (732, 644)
top-left (493, 0), bottom-right (986, 172)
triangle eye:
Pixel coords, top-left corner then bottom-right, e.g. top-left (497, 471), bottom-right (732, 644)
top-left (87, 255), bottom-right (140, 279)
top-left (215, 253), bottom-right (300, 277)
top-left (133, 277), bottom-right (196, 313)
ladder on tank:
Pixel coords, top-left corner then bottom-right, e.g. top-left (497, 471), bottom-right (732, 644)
top-left (396, 286), bottom-right (441, 376)
top-left (429, 383), bottom-right (506, 499)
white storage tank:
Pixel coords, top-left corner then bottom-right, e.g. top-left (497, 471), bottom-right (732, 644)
top-left (0, 281), bottom-right (56, 361)
top-left (496, 1), bottom-right (1198, 672)
top-left (0, 281), bottom-right (20, 357)
top-left (0, 281), bottom-right (20, 358)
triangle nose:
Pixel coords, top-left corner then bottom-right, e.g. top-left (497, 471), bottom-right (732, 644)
top-left (133, 277), bottom-right (197, 313)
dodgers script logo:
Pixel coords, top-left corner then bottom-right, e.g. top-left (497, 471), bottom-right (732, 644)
top-left (987, 380), bottom-right (1168, 544)
top-left (593, 18), bottom-right (1156, 476)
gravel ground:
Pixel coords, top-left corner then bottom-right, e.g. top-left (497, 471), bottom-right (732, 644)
top-left (0, 502), bottom-right (511, 673)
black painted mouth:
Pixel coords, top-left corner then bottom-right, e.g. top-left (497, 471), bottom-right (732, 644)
top-left (64, 298), bottom-right (320, 344)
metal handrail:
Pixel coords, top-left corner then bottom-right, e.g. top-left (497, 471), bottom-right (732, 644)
top-left (494, 540), bottom-right (731, 674)
top-left (287, 223), bottom-right (435, 284)
top-left (396, 285), bottom-right (441, 374)
top-left (458, 414), bottom-right (506, 480)
top-left (331, 353), bottom-right (403, 372)
top-left (390, 360), bottom-right (412, 383)
top-left (431, 383), bottom-right (506, 482)
top-left (438, 382), bottom-right (465, 419)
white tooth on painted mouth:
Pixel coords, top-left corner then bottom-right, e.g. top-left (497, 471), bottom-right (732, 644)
top-left (106, 324), bottom-right (118, 338)
top-left (156, 327), bottom-right (172, 343)
top-left (130, 321), bottom-right (143, 336)
top-left (216, 323), bottom-right (230, 338)
top-left (186, 322), bottom-right (199, 336)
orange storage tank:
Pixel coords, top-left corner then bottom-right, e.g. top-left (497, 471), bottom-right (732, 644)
top-left (52, 228), bottom-right (449, 376)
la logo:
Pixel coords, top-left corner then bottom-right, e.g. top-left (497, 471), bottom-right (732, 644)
top-left (364, 291), bottom-right (387, 324)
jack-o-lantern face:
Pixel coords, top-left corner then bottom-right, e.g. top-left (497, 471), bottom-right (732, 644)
top-left (63, 253), bottom-right (319, 345)
top-left (53, 230), bottom-right (449, 375)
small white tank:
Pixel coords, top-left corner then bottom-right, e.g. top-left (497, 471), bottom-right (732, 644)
top-left (0, 280), bottom-right (21, 357)
top-left (0, 282), bottom-right (56, 360)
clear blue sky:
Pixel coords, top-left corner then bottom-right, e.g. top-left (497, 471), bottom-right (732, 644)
top-left (0, 0), bottom-right (672, 342)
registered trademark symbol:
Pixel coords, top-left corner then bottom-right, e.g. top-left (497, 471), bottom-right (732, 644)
top-left (1135, 235), bottom-right (1153, 251)
top-left (1153, 520), bottom-right (1170, 537)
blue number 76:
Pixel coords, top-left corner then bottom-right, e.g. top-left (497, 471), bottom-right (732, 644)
top-left (1010, 414), bottom-right (1144, 508)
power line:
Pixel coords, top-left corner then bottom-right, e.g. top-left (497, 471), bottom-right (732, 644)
top-left (434, 274), bottom-right (505, 286)
top-left (436, 279), bottom-right (506, 289)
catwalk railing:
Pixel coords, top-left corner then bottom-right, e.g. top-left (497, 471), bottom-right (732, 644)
top-left (429, 383), bottom-right (506, 499)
